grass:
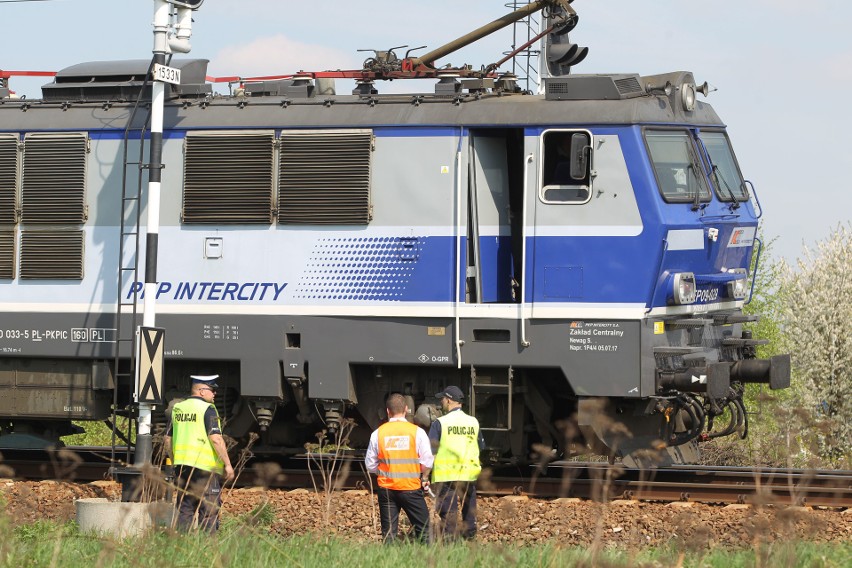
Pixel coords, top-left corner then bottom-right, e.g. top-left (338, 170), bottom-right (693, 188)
top-left (0, 515), bottom-right (849, 568)
top-left (62, 420), bottom-right (134, 447)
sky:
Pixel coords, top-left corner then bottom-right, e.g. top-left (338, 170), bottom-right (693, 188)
top-left (2, 0), bottom-right (851, 263)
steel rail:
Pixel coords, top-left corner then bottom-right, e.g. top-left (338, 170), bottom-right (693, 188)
top-left (2, 449), bottom-right (850, 508)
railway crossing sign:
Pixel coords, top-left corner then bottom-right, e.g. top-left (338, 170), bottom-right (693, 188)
top-left (137, 326), bottom-right (165, 404)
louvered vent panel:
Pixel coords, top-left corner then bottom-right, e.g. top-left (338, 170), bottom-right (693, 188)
top-left (279, 130), bottom-right (372, 225)
top-left (183, 132), bottom-right (274, 224)
top-left (0, 230), bottom-right (14, 280)
top-left (547, 82), bottom-right (570, 94)
top-left (0, 135), bottom-right (18, 225)
top-left (614, 76), bottom-right (643, 95)
top-left (19, 230), bottom-right (84, 280)
top-left (21, 133), bottom-right (87, 224)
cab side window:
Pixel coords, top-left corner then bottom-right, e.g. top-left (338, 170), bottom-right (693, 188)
top-left (541, 130), bottom-right (592, 204)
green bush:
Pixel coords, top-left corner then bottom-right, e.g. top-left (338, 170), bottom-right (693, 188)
top-left (62, 418), bottom-right (135, 447)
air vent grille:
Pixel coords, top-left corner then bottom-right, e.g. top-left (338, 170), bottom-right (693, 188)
top-left (0, 230), bottom-right (14, 280)
top-left (182, 132), bottom-right (275, 224)
top-left (0, 135), bottom-right (17, 225)
top-left (19, 230), bottom-right (84, 280)
top-left (278, 130), bottom-right (373, 225)
top-left (613, 76), bottom-right (643, 95)
top-left (545, 74), bottom-right (645, 101)
top-left (21, 133), bottom-right (87, 224)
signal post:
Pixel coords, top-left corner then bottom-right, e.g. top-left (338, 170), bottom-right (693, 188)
top-left (133, 0), bottom-right (204, 471)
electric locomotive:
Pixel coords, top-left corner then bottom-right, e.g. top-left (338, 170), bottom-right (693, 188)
top-left (0, 0), bottom-right (789, 466)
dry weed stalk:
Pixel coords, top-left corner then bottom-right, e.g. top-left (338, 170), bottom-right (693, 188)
top-left (305, 417), bottom-right (356, 526)
top-left (360, 460), bottom-right (378, 533)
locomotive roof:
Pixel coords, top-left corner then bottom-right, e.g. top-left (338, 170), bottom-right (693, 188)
top-left (0, 69), bottom-right (723, 131)
top-left (0, 93), bottom-right (723, 131)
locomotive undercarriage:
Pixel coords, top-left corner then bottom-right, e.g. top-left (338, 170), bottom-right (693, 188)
top-left (217, 314), bottom-right (789, 468)
top-left (0, 310), bottom-right (789, 467)
top-left (191, 364), bottom-right (575, 462)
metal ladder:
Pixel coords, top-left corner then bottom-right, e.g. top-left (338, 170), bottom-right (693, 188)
top-left (506, 1), bottom-right (543, 93)
top-left (469, 365), bottom-right (515, 432)
top-left (109, 59), bottom-right (156, 468)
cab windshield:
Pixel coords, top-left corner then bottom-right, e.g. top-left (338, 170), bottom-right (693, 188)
top-left (645, 130), bottom-right (711, 204)
top-left (700, 131), bottom-right (748, 201)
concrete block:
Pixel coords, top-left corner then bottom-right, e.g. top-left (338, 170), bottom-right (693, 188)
top-left (75, 498), bottom-right (174, 538)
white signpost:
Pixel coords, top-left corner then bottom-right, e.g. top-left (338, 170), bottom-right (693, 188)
top-left (133, 0), bottom-right (203, 472)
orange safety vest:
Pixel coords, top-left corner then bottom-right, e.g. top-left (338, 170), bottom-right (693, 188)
top-left (376, 420), bottom-right (421, 491)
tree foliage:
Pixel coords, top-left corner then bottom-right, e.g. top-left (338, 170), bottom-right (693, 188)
top-left (779, 223), bottom-right (852, 465)
top-left (739, 231), bottom-right (806, 465)
top-left (743, 232), bottom-right (787, 359)
top-left (701, 225), bottom-right (852, 468)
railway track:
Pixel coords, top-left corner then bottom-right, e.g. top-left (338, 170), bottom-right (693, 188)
top-left (493, 462), bottom-right (852, 508)
top-left (2, 447), bottom-right (850, 508)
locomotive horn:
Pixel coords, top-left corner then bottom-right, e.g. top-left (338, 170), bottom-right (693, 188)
top-left (646, 80), bottom-right (673, 95)
top-left (695, 81), bottom-right (710, 97)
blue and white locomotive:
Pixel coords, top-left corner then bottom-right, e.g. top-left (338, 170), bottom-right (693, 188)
top-left (0, 0), bottom-right (789, 465)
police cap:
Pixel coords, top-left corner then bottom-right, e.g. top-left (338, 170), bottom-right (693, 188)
top-left (190, 374), bottom-right (219, 388)
top-left (435, 385), bottom-right (464, 402)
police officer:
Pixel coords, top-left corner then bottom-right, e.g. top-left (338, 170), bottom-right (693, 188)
top-left (365, 393), bottom-right (434, 543)
top-left (429, 385), bottom-right (484, 541)
top-left (164, 374), bottom-right (235, 533)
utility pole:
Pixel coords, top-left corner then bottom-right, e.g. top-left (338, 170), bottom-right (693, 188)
top-left (134, 0), bottom-right (203, 469)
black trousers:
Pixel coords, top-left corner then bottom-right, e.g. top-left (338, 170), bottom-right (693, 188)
top-left (435, 481), bottom-right (477, 540)
top-left (377, 486), bottom-right (431, 543)
top-left (174, 465), bottom-right (222, 533)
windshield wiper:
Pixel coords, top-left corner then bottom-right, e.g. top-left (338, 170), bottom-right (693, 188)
top-left (711, 164), bottom-right (741, 210)
top-left (688, 163), bottom-right (704, 212)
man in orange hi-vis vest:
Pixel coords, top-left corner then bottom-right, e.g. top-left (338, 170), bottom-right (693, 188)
top-left (365, 393), bottom-right (434, 543)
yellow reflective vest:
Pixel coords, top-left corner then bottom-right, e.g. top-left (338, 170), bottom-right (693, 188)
top-left (432, 410), bottom-right (481, 482)
top-left (171, 397), bottom-right (224, 474)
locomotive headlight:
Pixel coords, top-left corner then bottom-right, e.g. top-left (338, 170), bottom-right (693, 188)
top-left (671, 272), bottom-right (697, 305)
top-left (681, 83), bottom-right (696, 111)
top-left (726, 269), bottom-right (748, 300)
